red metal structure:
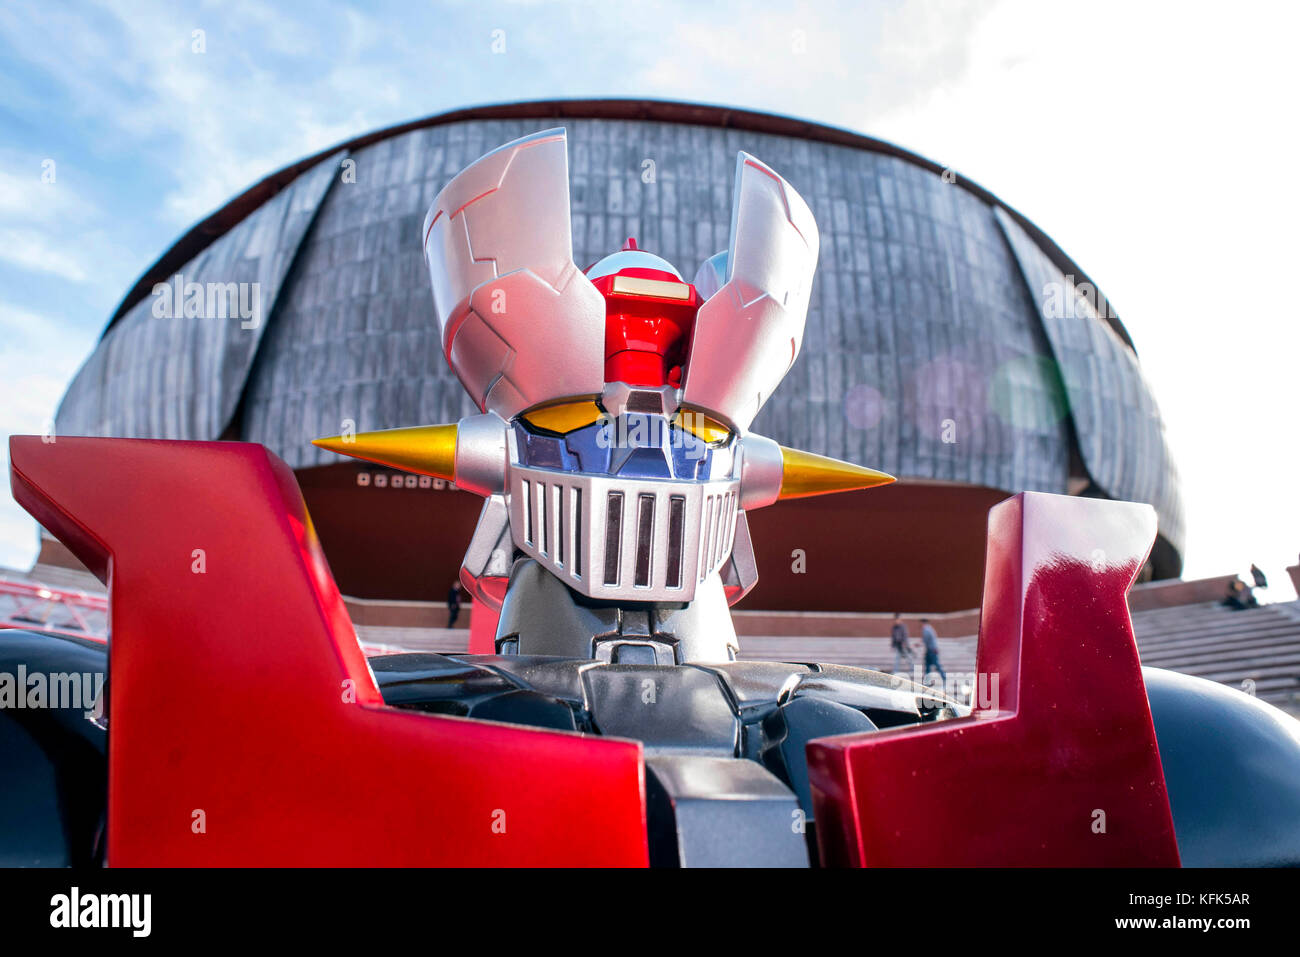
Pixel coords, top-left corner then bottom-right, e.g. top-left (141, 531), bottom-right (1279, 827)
top-left (808, 493), bottom-right (1181, 866)
top-left (9, 434), bottom-right (1187, 866)
top-left (10, 435), bottom-right (648, 867)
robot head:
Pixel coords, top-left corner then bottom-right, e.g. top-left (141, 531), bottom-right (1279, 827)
top-left (313, 129), bottom-right (893, 606)
top-left (415, 127), bottom-right (820, 433)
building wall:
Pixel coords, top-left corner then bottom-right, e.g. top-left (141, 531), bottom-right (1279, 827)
top-left (56, 155), bottom-right (341, 441)
top-left (996, 208), bottom-right (1185, 557)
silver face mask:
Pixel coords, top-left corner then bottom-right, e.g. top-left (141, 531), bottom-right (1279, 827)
top-left (506, 403), bottom-right (741, 603)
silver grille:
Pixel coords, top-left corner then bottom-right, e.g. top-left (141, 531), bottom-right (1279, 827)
top-left (508, 464), bottom-right (740, 602)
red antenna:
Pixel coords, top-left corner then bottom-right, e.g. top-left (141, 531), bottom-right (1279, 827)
top-left (621, 237), bottom-right (638, 251)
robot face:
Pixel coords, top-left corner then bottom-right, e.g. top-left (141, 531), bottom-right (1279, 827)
top-left (492, 230), bottom-right (753, 602)
top-left (506, 389), bottom-right (742, 603)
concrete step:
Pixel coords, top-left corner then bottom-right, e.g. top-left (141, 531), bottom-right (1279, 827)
top-left (1136, 628), bottom-right (1300, 652)
top-left (1139, 644), bottom-right (1300, 669)
top-left (356, 626), bottom-right (470, 656)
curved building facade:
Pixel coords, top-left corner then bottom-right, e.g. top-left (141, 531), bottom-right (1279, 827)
top-left (54, 100), bottom-right (1183, 611)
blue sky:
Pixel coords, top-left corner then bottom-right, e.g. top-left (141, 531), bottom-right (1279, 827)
top-left (1, 0), bottom-right (1297, 597)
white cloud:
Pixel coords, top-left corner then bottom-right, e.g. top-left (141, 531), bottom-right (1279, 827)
top-left (0, 302), bottom-right (94, 570)
top-left (0, 154), bottom-right (103, 281)
top-left (632, 0), bottom-right (989, 127)
top-left (0, 165), bottom-right (83, 221)
top-left (0, 229), bottom-right (89, 281)
top-left (0, 0), bottom-right (372, 227)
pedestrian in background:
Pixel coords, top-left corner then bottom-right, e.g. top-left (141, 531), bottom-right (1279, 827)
top-left (446, 580), bottom-right (463, 628)
top-left (890, 613), bottom-right (914, 676)
top-left (920, 617), bottom-right (945, 682)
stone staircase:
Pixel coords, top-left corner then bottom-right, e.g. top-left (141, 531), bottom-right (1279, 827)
top-left (1130, 600), bottom-right (1300, 711)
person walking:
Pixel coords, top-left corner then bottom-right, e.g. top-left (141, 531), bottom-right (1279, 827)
top-left (446, 580), bottom-right (463, 628)
top-left (920, 617), bottom-right (945, 683)
top-left (890, 613), bottom-right (914, 677)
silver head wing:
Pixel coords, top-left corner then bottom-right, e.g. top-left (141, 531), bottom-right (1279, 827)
top-left (422, 128), bottom-right (606, 419)
top-left (683, 153), bottom-right (819, 431)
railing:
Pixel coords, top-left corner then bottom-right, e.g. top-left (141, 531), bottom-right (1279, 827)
top-left (0, 576), bottom-right (108, 641)
top-left (1, 576), bottom-right (403, 657)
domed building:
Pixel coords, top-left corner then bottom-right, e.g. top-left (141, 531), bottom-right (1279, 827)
top-left (51, 99), bottom-right (1183, 613)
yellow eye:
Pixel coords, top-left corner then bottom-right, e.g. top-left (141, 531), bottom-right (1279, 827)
top-left (520, 399), bottom-right (603, 435)
top-left (672, 409), bottom-right (732, 445)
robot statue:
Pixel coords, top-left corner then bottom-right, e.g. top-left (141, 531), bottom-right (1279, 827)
top-left (314, 128), bottom-right (893, 663)
top-left (10, 128), bottom-right (1299, 869)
